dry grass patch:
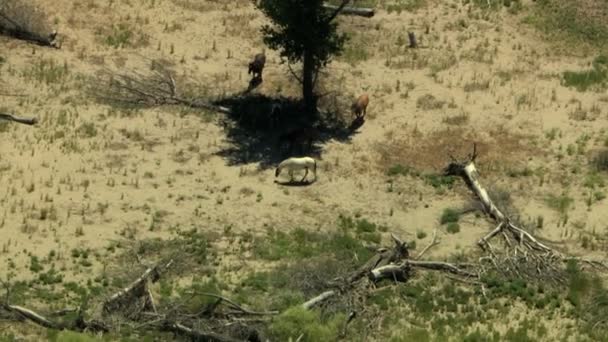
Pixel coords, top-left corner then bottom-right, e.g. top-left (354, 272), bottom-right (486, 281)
top-left (376, 127), bottom-right (543, 173)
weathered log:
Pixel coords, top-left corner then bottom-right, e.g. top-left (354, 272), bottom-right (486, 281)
top-left (322, 3), bottom-right (375, 18)
top-left (2, 304), bottom-right (61, 329)
top-left (301, 290), bottom-right (336, 310)
top-left (0, 113), bottom-right (38, 125)
top-left (369, 263), bottom-right (410, 282)
top-left (369, 260), bottom-right (476, 282)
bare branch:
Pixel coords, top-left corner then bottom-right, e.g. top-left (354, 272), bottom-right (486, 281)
top-left (287, 63), bottom-right (303, 84)
top-left (415, 229), bottom-right (439, 260)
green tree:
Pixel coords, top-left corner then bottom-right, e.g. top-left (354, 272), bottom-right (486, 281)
top-left (255, 0), bottom-right (351, 116)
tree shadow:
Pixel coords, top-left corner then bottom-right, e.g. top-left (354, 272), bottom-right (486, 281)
top-left (212, 93), bottom-right (361, 168)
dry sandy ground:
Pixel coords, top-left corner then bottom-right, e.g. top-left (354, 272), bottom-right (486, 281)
top-left (1, 0), bottom-right (607, 325)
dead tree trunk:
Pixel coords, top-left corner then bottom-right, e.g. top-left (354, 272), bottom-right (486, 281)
top-left (408, 32), bottom-right (417, 48)
top-left (0, 113), bottom-right (38, 125)
top-left (322, 3), bottom-right (375, 18)
top-left (443, 143), bottom-right (607, 280)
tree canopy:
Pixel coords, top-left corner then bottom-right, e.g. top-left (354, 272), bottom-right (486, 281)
top-left (255, 0), bottom-right (351, 115)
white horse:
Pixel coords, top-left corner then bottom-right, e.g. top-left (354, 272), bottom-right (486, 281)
top-left (275, 157), bottom-right (317, 182)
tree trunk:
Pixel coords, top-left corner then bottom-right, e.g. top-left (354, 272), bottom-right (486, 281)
top-left (408, 32), bottom-right (417, 48)
top-left (302, 49), bottom-right (316, 117)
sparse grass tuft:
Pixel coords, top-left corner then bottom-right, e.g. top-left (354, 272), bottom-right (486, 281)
top-left (416, 94), bottom-right (445, 110)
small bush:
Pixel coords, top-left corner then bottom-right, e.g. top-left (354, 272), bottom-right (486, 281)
top-left (440, 208), bottom-right (460, 224)
top-left (387, 164), bottom-right (411, 177)
top-left (424, 174), bottom-right (456, 189)
top-left (446, 222), bottom-right (460, 234)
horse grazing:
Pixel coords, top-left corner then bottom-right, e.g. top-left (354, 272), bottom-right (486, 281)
top-left (248, 52), bottom-right (266, 80)
top-left (275, 157), bottom-right (317, 183)
top-left (278, 127), bottom-right (316, 155)
top-left (351, 94), bottom-right (369, 119)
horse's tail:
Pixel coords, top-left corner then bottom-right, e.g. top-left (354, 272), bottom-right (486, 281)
top-left (313, 158), bottom-right (317, 177)
top-left (275, 166), bottom-right (281, 177)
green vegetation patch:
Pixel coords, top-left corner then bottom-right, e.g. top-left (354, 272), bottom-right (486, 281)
top-left (524, 0), bottom-right (608, 48)
top-left (562, 55), bottom-right (608, 91)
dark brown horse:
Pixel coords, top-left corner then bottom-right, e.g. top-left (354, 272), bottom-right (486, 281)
top-left (248, 52), bottom-right (266, 80)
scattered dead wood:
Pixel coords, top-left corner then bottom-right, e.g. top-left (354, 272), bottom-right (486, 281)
top-left (0, 112), bottom-right (38, 125)
top-left (161, 321), bottom-right (245, 342)
top-left (302, 231), bottom-right (476, 309)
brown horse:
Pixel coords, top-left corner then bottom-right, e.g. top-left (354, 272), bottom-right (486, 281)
top-left (248, 52), bottom-right (266, 80)
top-left (351, 94), bottom-right (369, 119)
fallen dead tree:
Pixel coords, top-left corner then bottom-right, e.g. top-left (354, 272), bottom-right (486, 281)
top-left (0, 0), bottom-right (59, 48)
top-left (93, 64), bottom-right (231, 115)
top-left (0, 112), bottom-right (38, 125)
top-left (444, 143), bottom-right (608, 282)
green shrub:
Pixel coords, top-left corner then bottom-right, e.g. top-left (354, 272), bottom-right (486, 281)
top-left (440, 208), bottom-right (460, 224)
top-left (446, 222), bottom-right (460, 234)
top-left (387, 164), bottom-right (411, 177)
top-left (268, 307), bottom-right (344, 342)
